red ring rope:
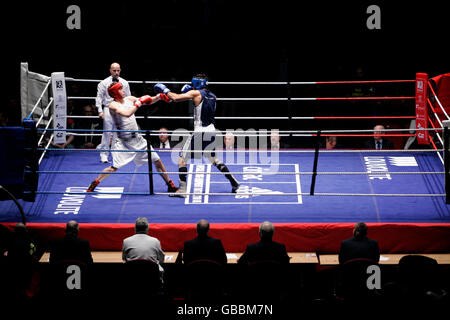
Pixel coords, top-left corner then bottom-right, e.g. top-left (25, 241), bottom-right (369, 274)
top-left (314, 80), bottom-right (415, 85)
top-left (315, 96), bottom-right (414, 101)
top-left (311, 116), bottom-right (415, 120)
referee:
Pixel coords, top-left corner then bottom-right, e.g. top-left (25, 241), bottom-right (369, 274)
top-left (95, 62), bottom-right (131, 163)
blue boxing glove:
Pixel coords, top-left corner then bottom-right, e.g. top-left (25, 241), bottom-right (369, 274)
top-left (181, 84), bottom-right (193, 94)
top-left (154, 83), bottom-right (171, 95)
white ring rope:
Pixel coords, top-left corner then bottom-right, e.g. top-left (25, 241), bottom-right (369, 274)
top-left (26, 80), bottom-right (52, 120)
top-left (31, 190), bottom-right (445, 197)
top-left (37, 127), bottom-right (442, 134)
top-left (66, 96), bottom-right (413, 102)
top-left (36, 147), bottom-right (442, 153)
top-left (64, 77), bottom-right (414, 86)
top-left (35, 170), bottom-right (444, 175)
top-left (35, 98), bottom-right (53, 127)
top-left (152, 192), bottom-right (445, 197)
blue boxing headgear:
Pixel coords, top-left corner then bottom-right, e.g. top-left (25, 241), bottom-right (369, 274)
top-left (191, 77), bottom-right (208, 90)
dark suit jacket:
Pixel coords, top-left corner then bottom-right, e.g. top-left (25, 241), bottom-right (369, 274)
top-left (238, 240), bottom-right (290, 265)
top-left (338, 237), bottom-right (380, 264)
top-left (183, 236), bottom-right (227, 265)
top-left (49, 235), bottom-right (93, 264)
top-left (152, 139), bottom-right (172, 149)
top-left (364, 138), bottom-right (394, 150)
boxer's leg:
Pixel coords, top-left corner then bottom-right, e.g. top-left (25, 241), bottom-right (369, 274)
top-left (86, 166), bottom-right (117, 192)
top-left (210, 156), bottom-right (240, 193)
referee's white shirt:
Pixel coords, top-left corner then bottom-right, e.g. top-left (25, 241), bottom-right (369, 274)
top-left (95, 76), bottom-right (131, 114)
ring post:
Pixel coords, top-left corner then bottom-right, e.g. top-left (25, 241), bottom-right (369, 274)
top-left (145, 130), bottom-right (154, 195)
top-left (443, 120), bottom-right (450, 203)
top-left (286, 80), bottom-right (294, 145)
top-left (310, 130), bottom-right (321, 195)
top-left (0, 185), bottom-right (26, 225)
top-left (415, 73), bottom-right (429, 145)
top-left (23, 118), bottom-right (39, 202)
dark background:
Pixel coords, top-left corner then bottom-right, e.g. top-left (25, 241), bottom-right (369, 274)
top-left (2, 0), bottom-right (449, 147)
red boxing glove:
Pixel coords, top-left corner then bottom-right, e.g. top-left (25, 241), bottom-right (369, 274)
top-left (159, 93), bottom-right (171, 103)
top-left (134, 95), bottom-right (153, 108)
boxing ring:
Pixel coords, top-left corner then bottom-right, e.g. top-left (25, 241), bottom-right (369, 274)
top-left (1, 65), bottom-right (450, 253)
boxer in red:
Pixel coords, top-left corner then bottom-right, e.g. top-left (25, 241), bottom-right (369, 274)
top-left (87, 83), bottom-right (178, 194)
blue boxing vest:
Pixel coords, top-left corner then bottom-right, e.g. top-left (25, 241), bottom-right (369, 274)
top-left (193, 89), bottom-right (216, 129)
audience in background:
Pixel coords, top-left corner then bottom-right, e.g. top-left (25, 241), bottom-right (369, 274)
top-left (4, 223), bottom-right (38, 299)
top-left (155, 127), bottom-right (172, 149)
top-left (224, 132), bottom-right (235, 149)
top-left (74, 105), bottom-right (101, 149)
top-left (326, 136), bottom-right (337, 149)
top-left (270, 131), bottom-right (281, 150)
top-left (238, 221), bottom-right (290, 265)
top-left (182, 219), bottom-right (227, 265)
top-left (338, 222), bottom-right (380, 264)
top-left (49, 220), bottom-right (93, 264)
top-left (0, 110), bottom-right (9, 127)
top-left (364, 124), bottom-right (394, 150)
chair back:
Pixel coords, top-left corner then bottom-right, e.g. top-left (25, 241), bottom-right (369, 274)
top-left (340, 258), bottom-right (379, 300)
top-left (123, 258), bottom-right (161, 289)
top-left (46, 259), bottom-right (89, 302)
top-left (244, 260), bottom-right (286, 302)
top-left (184, 259), bottom-right (224, 302)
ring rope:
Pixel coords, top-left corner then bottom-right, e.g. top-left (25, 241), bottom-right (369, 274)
top-left (428, 82), bottom-right (450, 121)
top-left (36, 127), bottom-right (442, 134)
top-left (66, 115), bottom-right (416, 121)
top-left (62, 132), bottom-right (417, 138)
top-left (28, 190), bottom-right (445, 197)
top-left (67, 96), bottom-right (414, 102)
top-left (32, 170), bottom-right (444, 175)
top-left (35, 147), bottom-right (443, 153)
top-left (26, 80), bottom-right (52, 120)
top-left (35, 98), bottom-right (53, 127)
top-left (64, 77), bottom-right (415, 86)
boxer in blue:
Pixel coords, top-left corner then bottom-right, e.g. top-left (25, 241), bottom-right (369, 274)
top-left (154, 74), bottom-right (240, 197)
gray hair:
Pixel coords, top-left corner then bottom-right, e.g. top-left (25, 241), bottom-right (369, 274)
top-left (135, 217), bottom-right (149, 234)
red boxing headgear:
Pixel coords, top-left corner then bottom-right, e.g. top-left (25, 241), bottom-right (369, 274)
top-left (108, 82), bottom-right (123, 100)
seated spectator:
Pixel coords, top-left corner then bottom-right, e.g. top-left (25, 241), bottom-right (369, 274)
top-left (122, 217), bottom-right (165, 276)
top-left (269, 130), bottom-right (290, 149)
top-left (270, 130), bottom-right (281, 150)
top-left (238, 221), bottom-right (290, 265)
top-left (0, 224), bottom-right (12, 254)
top-left (182, 219), bottom-right (227, 265)
top-left (74, 105), bottom-right (101, 149)
top-left (326, 136), bottom-right (337, 149)
top-left (49, 220), bottom-right (93, 264)
top-left (321, 136), bottom-right (339, 149)
top-left (0, 110), bottom-right (9, 127)
top-left (224, 132), bottom-right (235, 150)
top-left (154, 127), bottom-right (172, 149)
top-left (338, 222), bottom-right (380, 264)
top-left (364, 124), bottom-right (394, 150)
top-left (5, 223), bottom-right (38, 297)
top-left (47, 135), bottom-right (75, 149)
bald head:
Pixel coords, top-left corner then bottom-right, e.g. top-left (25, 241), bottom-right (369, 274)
top-left (259, 221), bottom-right (274, 241)
top-left (110, 63), bottom-right (121, 79)
top-left (196, 219), bottom-right (210, 237)
top-left (374, 125), bottom-right (385, 141)
top-left (14, 223), bottom-right (27, 234)
top-left (65, 220), bottom-right (79, 237)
